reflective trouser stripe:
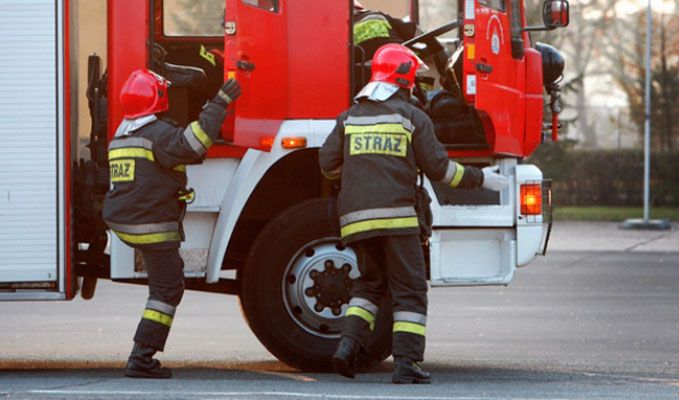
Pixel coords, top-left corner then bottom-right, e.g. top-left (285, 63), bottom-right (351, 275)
top-left (145, 299), bottom-right (176, 317)
top-left (340, 217), bottom-right (418, 238)
top-left (348, 297), bottom-right (379, 315)
top-left (393, 321), bottom-right (426, 336)
top-left (346, 306), bottom-right (376, 331)
top-left (143, 309), bottom-right (173, 327)
top-left (340, 207), bottom-right (416, 227)
top-left (173, 164), bottom-right (187, 173)
top-left (113, 230), bottom-right (181, 245)
top-left (109, 148), bottom-right (155, 162)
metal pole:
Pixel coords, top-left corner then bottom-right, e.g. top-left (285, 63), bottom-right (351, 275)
top-left (643, 0), bottom-right (652, 222)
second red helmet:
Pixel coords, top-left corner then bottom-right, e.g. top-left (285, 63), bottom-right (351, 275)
top-left (370, 44), bottom-right (423, 90)
top-left (120, 69), bottom-right (170, 119)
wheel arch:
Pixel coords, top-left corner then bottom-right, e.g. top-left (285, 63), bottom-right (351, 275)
top-left (206, 147), bottom-right (327, 282)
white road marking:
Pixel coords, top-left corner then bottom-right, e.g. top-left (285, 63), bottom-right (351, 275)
top-left (26, 390), bottom-right (574, 400)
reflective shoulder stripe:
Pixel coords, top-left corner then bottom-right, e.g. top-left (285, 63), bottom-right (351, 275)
top-left (354, 16), bottom-right (392, 45)
top-left (106, 221), bottom-right (179, 235)
top-left (345, 124), bottom-right (413, 142)
top-left (340, 217), bottom-right (419, 238)
top-left (340, 207), bottom-right (416, 227)
top-left (446, 162), bottom-right (465, 188)
top-left (112, 230), bottom-right (181, 245)
top-left (183, 122), bottom-right (211, 156)
top-left (394, 311), bottom-right (427, 326)
top-left (345, 114), bottom-right (414, 133)
top-left (348, 297), bottom-right (379, 315)
top-left (109, 137), bottom-right (154, 151)
top-left (143, 309), bottom-right (173, 327)
top-left (109, 148), bottom-right (155, 162)
top-left (146, 299), bottom-right (176, 317)
top-left (393, 321), bottom-right (426, 336)
top-left (346, 306), bottom-right (376, 330)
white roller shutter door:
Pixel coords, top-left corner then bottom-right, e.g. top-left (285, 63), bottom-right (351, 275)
top-left (0, 0), bottom-right (60, 283)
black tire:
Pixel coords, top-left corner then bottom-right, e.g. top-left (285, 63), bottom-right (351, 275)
top-left (239, 198), bottom-right (392, 372)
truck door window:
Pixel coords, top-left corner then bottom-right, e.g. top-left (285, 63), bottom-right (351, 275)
top-left (163, 0), bottom-right (225, 37)
top-left (242, 0), bottom-right (279, 13)
top-left (480, 0), bottom-right (506, 11)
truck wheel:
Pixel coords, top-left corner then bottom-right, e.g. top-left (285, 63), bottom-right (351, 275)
top-left (240, 198), bottom-right (392, 372)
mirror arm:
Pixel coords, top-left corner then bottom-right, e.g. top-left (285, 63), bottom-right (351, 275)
top-left (522, 25), bottom-right (556, 32)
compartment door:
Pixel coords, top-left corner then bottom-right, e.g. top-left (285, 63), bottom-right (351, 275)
top-left (225, 0), bottom-right (287, 150)
top-left (0, 0), bottom-right (66, 299)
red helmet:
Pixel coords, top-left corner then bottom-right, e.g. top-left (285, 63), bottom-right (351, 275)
top-left (120, 69), bottom-right (170, 119)
top-left (370, 44), bottom-right (422, 90)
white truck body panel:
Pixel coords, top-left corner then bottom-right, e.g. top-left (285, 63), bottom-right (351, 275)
top-left (0, 0), bottom-right (66, 298)
top-left (109, 122), bottom-right (546, 287)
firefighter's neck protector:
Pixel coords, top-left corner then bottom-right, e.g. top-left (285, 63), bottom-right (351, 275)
top-left (370, 44), bottom-right (425, 90)
top-left (120, 69), bottom-right (171, 119)
top-left (115, 115), bottom-right (158, 137)
top-left (355, 81), bottom-right (400, 102)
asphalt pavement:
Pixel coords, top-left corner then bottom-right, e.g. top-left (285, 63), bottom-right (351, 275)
top-left (1, 222), bottom-right (678, 399)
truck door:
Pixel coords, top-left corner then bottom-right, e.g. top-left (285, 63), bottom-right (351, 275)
top-left (462, 0), bottom-right (526, 154)
top-left (0, 0), bottom-right (72, 300)
top-left (224, 0), bottom-right (287, 150)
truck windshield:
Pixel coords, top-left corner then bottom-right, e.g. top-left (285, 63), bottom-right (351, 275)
top-left (163, 0), bottom-right (225, 37)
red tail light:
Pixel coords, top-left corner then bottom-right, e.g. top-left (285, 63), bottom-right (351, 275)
top-left (521, 183), bottom-right (543, 215)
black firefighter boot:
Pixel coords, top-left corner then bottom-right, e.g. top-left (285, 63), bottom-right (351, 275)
top-left (332, 337), bottom-right (360, 379)
top-left (392, 357), bottom-right (431, 384)
top-left (125, 342), bottom-right (172, 379)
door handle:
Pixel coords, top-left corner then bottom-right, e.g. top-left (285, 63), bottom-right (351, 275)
top-left (237, 60), bottom-right (256, 72)
top-left (476, 63), bottom-right (493, 74)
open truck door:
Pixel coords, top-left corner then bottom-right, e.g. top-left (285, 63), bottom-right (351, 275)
top-left (224, 0), bottom-right (350, 151)
top-left (0, 0), bottom-right (73, 300)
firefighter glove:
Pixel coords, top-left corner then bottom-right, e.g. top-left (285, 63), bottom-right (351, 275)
top-left (213, 79), bottom-right (241, 107)
top-left (481, 166), bottom-right (509, 191)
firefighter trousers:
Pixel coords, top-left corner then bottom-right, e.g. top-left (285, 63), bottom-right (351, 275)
top-left (133, 248), bottom-right (185, 351)
top-left (342, 234), bottom-right (428, 362)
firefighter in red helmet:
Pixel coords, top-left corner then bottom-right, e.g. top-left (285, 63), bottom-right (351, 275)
top-left (103, 69), bottom-right (241, 378)
top-left (320, 44), bottom-right (507, 383)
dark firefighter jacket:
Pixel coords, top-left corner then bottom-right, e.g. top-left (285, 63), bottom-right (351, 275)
top-left (353, 10), bottom-right (419, 60)
top-left (103, 102), bottom-right (226, 250)
top-left (319, 90), bottom-right (483, 244)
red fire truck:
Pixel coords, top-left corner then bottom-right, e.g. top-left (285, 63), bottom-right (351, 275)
top-left (0, 0), bottom-right (568, 371)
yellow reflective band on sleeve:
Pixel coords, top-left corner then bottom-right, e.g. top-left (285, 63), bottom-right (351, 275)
top-left (393, 321), bottom-right (426, 336)
top-left (345, 124), bottom-right (412, 141)
top-left (346, 306), bottom-right (376, 331)
top-left (173, 164), bottom-right (187, 173)
top-left (109, 148), bottom-right (155, 162)
top-left (190, 121), bottom-right (213, 150)
top-left (340, 217), bottom-right (419, 238)
top-left (113, 230), bottom-right (181, 245)
top-left (143, 309), bottom-right (174, 327)
top-left (450, 163), bottom-right (465, 188)
top-left (199, 44), bottom-right (217, 66)
top-left (354, 19), bottom-right (392, 45)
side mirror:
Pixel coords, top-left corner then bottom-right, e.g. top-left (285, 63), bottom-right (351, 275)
top-left (543, 0), bottom-right (570, 29)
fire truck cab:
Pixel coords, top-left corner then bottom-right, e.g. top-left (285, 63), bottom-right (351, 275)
top-left (0, 0), bottom-right (568, 371)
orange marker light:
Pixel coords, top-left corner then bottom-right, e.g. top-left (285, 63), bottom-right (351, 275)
top-left (281, 137), bottom-right (307, 149)
top-left (259, 136), bottom-right (275, 149)
top-left (521, 183), bottom-right (542, 215)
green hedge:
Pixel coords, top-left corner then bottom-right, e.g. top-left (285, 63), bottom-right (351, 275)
top-left (527, 144), bottom-right (679, 206)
